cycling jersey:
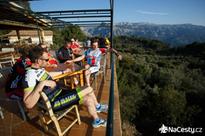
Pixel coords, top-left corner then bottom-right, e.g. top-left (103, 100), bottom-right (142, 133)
top-left (22, 68), bottom-right (83, 112)
top-left (85, 48), bottom-right (101, 73)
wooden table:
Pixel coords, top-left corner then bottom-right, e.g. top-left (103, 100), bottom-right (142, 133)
top-left (46, 63), bottom-right (85, 89)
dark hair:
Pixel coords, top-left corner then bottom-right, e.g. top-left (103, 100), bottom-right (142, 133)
top-left (38, 43), bottom-right (44, 47)
top-left (64, 37), bottom-right (70, 43)
top-left (29, 46), bottom-right (44, 63)
top-left (91, 37), bottom-right (99, 45)
top-left (19, 47), bottom-right (30, 58)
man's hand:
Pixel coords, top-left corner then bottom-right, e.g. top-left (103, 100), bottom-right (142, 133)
top-left (65, 60), bottom-right (73, 64)
top-left (41, 80), bottom-right (57, 89)
top-left (117, 54), bottom-right (122, 60)
top-left (64, 68), bottom-right (72, 73)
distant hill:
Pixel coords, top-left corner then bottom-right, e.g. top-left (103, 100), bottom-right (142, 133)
top-left (83, 22), bottom-right (205, 47)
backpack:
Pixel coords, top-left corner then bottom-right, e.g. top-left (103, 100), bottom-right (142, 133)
top-left (5, 57), bottom-right (31, 98)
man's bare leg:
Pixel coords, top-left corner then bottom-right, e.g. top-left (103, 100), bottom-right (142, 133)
top-left (83, 95), bottom-right (98, 120)
top-left (79, 86), bottom-right (98, 106)
top-left (85, 70), bottom-right (91, 87)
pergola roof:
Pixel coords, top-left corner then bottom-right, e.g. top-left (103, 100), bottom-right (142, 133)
top-left (37, 9), bottom-right (112, 27)
top-left (0, 1), bottom-right (52, 30)
top-left (0, 0), bottom-right (112, 29)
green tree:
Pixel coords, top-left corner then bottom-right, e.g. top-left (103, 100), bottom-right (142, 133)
top-left (61, 25), bottom-right (86, 42)
top-left (51, 24), bottom-right (86, 49)
top-left (51, 28), bottom-right (64, 49)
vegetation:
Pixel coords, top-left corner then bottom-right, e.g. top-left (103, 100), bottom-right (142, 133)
top-left (115, 36), bottom-right (205, 135)
top-left (51, 24), bottom-right (86, 49)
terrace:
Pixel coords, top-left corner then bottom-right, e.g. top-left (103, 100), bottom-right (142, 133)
top-left (0, 0), bottom-right (121, 135)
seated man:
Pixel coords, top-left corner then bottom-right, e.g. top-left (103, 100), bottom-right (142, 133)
top-left (39, 43), bottom-right (58, 67)
top-left (85, 38), bottom-right (91, 48)
top-left (105, 38), bottom-right (122, 60)
top-left (22, 46), bottom-right (107, 128)
top-left (65, 38), bottom-right (102, 87)
top-left (102, 37), bottom-right (122, 60)
top-left (69, 38), bottom-right (83, 56)
top-left (57, 40), bottom-right (74, 63)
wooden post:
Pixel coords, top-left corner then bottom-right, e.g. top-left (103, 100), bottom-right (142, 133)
top-left (16, 30), bottom-right (21, 45)
top-left (37, 29), bottom-right (42, 44)
top-left (40, 29), bottom-right (45, 43)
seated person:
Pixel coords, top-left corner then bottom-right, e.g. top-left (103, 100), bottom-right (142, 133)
top-left (99, 37), bottom-right (106, 48)
top-left (5, 47), bottom-right (32, 99)
top-left (69, 38), bottom-right (83, 56)
top-left (22, 46), bottom-right (108, 128)
top-left (57, 41), bottom-right (74, 63)
top-left (39, 43), bottom-right (80, 72)
top-left (85, 38), bottom-right (91, 49)
top-left (102, 37), bottom-right (122, 60)
top-left (39, 43), bottom-right (58, 67)
top-left (65, 38), bottom-right (102, 87)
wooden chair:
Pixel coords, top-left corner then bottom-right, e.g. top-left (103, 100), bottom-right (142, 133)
top-left (38, 70), bottom-right (85, 136)
top-left (38, 92), bottom-right (81, 136)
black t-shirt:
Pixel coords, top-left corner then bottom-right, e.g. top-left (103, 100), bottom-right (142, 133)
top-left (57, 46), bottom-right (73, 63)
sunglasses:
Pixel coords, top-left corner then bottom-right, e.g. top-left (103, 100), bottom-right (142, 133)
top-left (40, 58), bottom-right (49, 62)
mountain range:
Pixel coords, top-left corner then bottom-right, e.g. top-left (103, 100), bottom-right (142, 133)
top-left (83, 22), bottom-right (205, 47)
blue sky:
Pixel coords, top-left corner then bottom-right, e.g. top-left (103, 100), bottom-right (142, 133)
top-left (31, 0), bottom-right (205, 26)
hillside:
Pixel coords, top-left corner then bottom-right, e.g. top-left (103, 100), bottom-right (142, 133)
top-left (83, 23), bottom-right (205, 47)
top-left (115, 36), bottom-right (205, 135)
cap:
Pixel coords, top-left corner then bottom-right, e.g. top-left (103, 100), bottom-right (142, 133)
top-left (71, 38), bottom-right (75, 42)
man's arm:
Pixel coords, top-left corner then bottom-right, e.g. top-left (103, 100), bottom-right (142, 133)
top-left (48, 68), bottom-right (72, 78)
top-left (110, 48), bottom-right (122, 60)
top-left (71, 53), bottom-right (75, 60)
top-left (65, 54), bottom-right (85, 64)
top-left (23, 80), bottom-right (56, 109)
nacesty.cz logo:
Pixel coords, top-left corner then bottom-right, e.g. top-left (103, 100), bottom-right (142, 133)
top-left (159, 124), bottom-right (203, 134)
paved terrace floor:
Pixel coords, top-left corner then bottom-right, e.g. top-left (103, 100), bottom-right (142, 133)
top-left (0, 54), bottom-right (122, 136)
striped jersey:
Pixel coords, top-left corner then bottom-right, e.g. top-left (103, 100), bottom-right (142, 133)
top-left (84, 48), bottom-right (101, 68)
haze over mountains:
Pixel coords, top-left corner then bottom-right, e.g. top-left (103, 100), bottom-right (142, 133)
top-left (83, 22), bottom-right (205, 47)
